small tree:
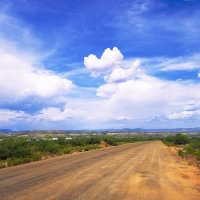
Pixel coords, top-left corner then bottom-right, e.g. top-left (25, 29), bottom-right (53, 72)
top-left (174, 133), bottom-right (190, 145)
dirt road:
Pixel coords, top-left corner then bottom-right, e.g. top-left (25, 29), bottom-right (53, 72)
top-left (0, 141), bottom-right (200, 200)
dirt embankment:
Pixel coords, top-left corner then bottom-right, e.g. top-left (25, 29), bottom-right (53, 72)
top-left (0, 141), bottom-right (200, 200)
top-left (170, 145), bottom-right (200, 169)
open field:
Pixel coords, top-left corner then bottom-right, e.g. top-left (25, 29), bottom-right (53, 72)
top-left (0, 141), bottom-right (200, 200)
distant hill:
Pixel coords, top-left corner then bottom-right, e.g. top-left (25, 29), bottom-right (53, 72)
top-left (136, 127), bottom-right (200, 133)
top-left (99, 127), bottom-right (200, 132)
top-left (0, 127), bottom-right (200, 139)
top-left (0, 129), bottom-right (13, 133)
top-left (1, 128), bottom-right (200, 133)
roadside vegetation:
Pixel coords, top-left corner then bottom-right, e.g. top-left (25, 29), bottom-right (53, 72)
top-left (2, 133), bottom-right (199, 169)
top-left (163, 133), bottom-right (200, 166)
top-left (0, 135), bottom-right (158, 168)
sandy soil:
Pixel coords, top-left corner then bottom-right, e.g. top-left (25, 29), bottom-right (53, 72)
top-left (0, 141), bottom-right (199, 200)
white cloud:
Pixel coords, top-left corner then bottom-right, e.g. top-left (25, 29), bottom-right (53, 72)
top-left (127, 54), bottom-right (200, 76)
top-left (198, 73), bottom-right (200, 78)
top-left (36, 107), bottom-right (66, 122)
top-left (84, 47), bottom-right (123, 76)
top-left (0, 50), bottom-right (73, 101)
top-left (96, 84), bottom-right (119, 98)
top-left (167, 110), bottom-right (200, 119)
top-left (83, 47), bottom-right (200, 124)
top-left (0, 109), bottom-right (18, 123)
top-left (104, 59), bottom-right (141, 83)
top-left (1, 69), bottom-right (200, 129)
top-left (184, 101), bottom-right (200, 111)
top-left (96, 74), bottom-right (200, 121)
top-left (162, 62), bottom-right (199, 71)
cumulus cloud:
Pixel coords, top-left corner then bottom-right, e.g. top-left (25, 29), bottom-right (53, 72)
top-left (104, 59), bottom-right (141, 83)
top-left (96, 84), bottom-right (119, 98)
top-left (198, 73), bottom-right (200, 78)
top-left (84, 47), bottom-right (123, 76)
top-left (83, 47), bottom-right (200, 126)
top-left (0, 52), bottom-right (73, 98)
top-left (0, 10), bottom-right (74, 113)
top-left (96, 74), bottom-right (200, 121)
top-left (84, 47), bottom-right (200, 123)
top-left (0, 47), bottom-right (73, 113)
top-left (85, 47), bottom-right (141, 83)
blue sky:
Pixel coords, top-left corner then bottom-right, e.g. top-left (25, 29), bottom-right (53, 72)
top-left (0, 0), bottom-right (200, 130)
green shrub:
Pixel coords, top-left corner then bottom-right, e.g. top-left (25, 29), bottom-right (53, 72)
top-left (86, 136), bottom-right (101, 144)
top-left (75, 146), bottom-right (83, 152)
top-left (56, 150), bottom-right (63, 156)
top-left (22, 157), bottom-right (31, 164)
top-left (186, 146), bottom-right (195, 154)
top-left (71, 138), bottom-right (86, 146)
top-left (194, 152), bottom-right (200, 160)
top-left (57, 137), bottom-right (66, 145)
top-left (46, 143), bottom-right (60, 154)
top-left (103, 136), bottom-right (118, 146)
top-left (164, 134), bottom-right (190, 146)
top-left (0, 161), bottom-right (5, 169)
top-left (178, 149), bottom-right (184, 157)
top-left (7, 158), bottom-right (13, 166)
top-left (174, 134), bottom-right (190, 145)
top-left (165, 135), bottom-right (175, 145)
top-left (84, 146), bottom-right (89, 151)
top-left (32, 153), bottom-right (42, 161)
top-left (63, 147), bottom-right (71, 154)
top-left (190, 137), bottom-right (200, 150)
top-left (12, 158), bottom-right (23, 166)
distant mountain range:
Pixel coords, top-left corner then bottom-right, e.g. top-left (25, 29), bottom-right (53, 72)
top-left (89, 127), bottom-right (200, 132)
top-left (0, 129), bottom-right (13, 133)
top-left (1, 127), bottom-right (200, 134)
top-left (122, 127), bottom-right (200, 132)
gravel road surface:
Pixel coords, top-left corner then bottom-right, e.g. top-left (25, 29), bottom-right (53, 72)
top-left (0, 141), bottom-right (200, 200)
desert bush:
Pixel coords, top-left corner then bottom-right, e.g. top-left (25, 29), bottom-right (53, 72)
top-left (0, 160), bottom-right (5, 169)
top-left (75, 146), bottom-right (84, 152)
top-left (103, 136), bottom-right (118, 146)
top-left (174, 134), bottom-right (190, 145)
top-left (71, 137), bottom-right (86, 146)
top-left (164, 134), bottom-right (190, 146)
top-left (63, 147), bottom-right (72, 154)
top-left (0, 135), bottom-right (155, 169)
top-left (178, 149), bottom-right (184, 157)
top-left (86, 136), bottom-right (101, 144)
top-left (22, 157), bottom-right (31, 164)
top-left (194, 152), bottom-right (200, 160)
top-left (186, 146), bottom-right (195, 154)
top-left (32, 153), bottom-right (42, 161)
top-left (12, 158), bottom-right (23, 166)
top-left (7, 158), bottom-right (13, 166)
top-left (47, 143), bottom-right (60, 154)
top-left (84, 146), bottom-right (89, 151)
top-left (190, 137), bottom-right (200, 150)
top-left (57, 137), bottom-right (66, 145)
